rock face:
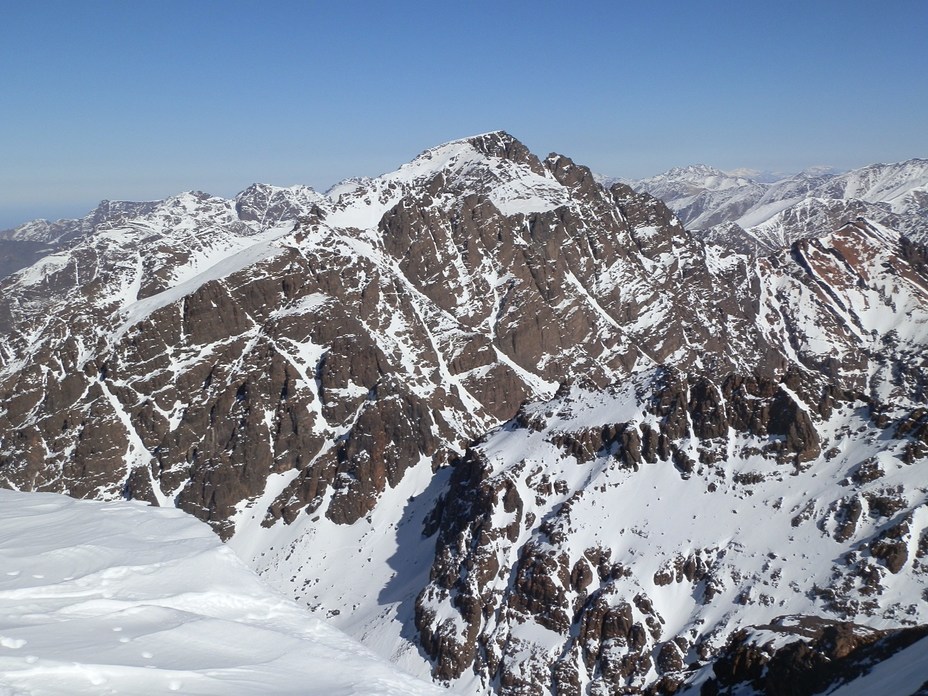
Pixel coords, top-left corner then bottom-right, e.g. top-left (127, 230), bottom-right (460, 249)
top-left (0, 132), bottom-right (926, 693)
top-left (413, 365), bottom-right (928, 693)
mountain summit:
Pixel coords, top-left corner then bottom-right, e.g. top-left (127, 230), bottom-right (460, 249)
top-left (0, 134), bottom-right (927, 694)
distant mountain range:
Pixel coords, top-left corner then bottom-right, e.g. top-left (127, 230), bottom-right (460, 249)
top-left (607, 159), bottom-right (928, 252)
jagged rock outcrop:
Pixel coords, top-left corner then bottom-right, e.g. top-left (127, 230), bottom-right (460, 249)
top-left (414, 359), bottom-right (928, 693)
top-left (0, 132), bottom-right (808, 533)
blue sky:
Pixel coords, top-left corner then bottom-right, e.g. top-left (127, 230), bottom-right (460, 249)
top-left (2, 0), bottom-right (926, 228)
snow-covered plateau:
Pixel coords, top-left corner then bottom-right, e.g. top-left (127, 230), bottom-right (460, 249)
top-left (0, 131), bottom-right (926, 694)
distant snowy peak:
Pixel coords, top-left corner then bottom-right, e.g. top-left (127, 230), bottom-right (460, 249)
top-left (623, 165), bottom-right (767, 231)
top-left (0, 181), bottom-right (315, 258)
top-left (0, 199), bottom-right (160, 245)
top-left (235, 182), bottom-right (327, 227)
top-left (819, 158), bottom-right (928, 212)
top-left (799, 164), bottom-right (842, 177)
top-left (654, 163), bottom-right (756, 191)
top-left (0, 218), bottom-right (59, 243)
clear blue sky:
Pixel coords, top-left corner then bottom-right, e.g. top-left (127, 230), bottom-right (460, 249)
top-left (2, 0), bottom-right (926, 228)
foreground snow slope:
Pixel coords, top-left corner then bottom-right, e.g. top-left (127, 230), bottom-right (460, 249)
top-left (828, 635), bottom-right (928, 695)
top-left (0, 489), bottom-right (440, 696)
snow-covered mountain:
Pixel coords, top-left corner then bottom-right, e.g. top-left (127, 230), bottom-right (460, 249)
top-left (0, 488), bottom-right (440, 695)
top-left (0, 132), bottom-right (926, 694)
top-left (621, 159), bottom-right (928, 251)
top-left (0, 187), bottom-right (329, 282)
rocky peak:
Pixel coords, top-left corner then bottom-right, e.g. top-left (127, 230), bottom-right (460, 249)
top-left (463, 130), bottom-right (547, 176)
top-left (85, 199), bottom-right (160, 228)
top-left (398, 131), bottom-right (532, 178)
top-left (543, 153), bottom-right (600, 195)
top-left (323, 132), bottom-right (574, 229)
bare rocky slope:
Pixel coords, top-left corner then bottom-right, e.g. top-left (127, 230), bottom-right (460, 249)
top-left (0, 132), bottom-right (926, 694)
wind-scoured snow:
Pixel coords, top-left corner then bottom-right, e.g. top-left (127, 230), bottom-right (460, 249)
top-left (228, 457), bottom-right (451, 683)
top-left (0, 489), bottom-right (440, 696)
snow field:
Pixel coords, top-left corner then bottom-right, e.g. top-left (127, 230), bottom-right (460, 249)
top-left (0, 490), bottom-right (441, 695)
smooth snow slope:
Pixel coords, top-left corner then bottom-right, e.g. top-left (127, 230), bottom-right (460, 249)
top-left (828, 635), bottom-right (928, 695)
top-left (0, 490), bottom-right (440, 696)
